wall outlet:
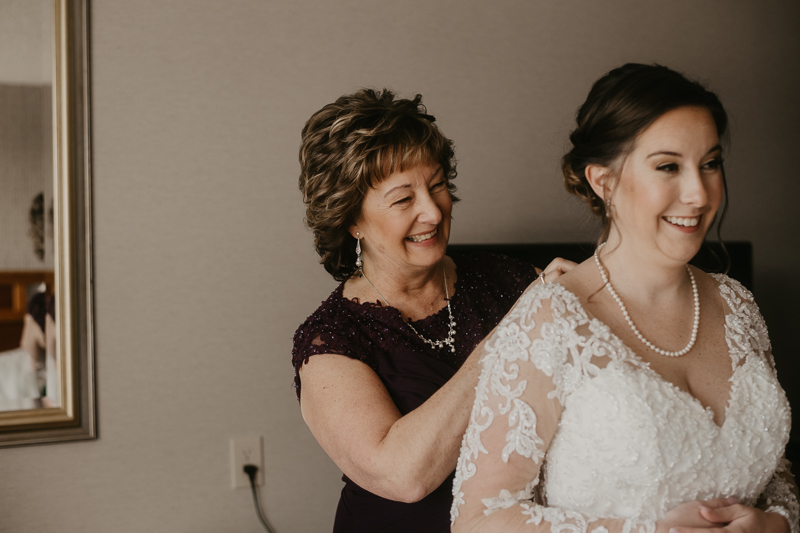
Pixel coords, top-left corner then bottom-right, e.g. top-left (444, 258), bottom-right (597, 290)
top-left (230, 435), bottom-right (264, 489)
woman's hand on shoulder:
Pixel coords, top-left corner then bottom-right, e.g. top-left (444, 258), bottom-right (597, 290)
top-left (662, 498), bottom-right (790, 533)
top-left (535, 257), bottom-right (578, 285)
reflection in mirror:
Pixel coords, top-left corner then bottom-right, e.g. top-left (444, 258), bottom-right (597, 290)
top-left (0, 1), bottom-right (57, 412)
top-left (0, 274), bottom-right (56, 411)
top-left (0, 0), bottom-right (94, 446)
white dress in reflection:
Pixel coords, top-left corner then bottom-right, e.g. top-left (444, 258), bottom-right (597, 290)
top-left (451, 275), bottom-right (798, 533)
top-left (0, 347), bottom-right (40, 411)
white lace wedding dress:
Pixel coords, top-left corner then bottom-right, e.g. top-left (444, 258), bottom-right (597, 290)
top-left (451, 275), bottom-right (798, 532)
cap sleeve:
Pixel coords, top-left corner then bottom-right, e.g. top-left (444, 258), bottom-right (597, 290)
top-left (291, 291), bottom-right (379, 400)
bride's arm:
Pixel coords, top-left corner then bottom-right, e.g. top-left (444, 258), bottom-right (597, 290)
top-left (751, 349), bottom-right (800, 532)
top-left (754, 456), bottom-right (799, 533)
top-left (450, 288), bottom-right (718, 533)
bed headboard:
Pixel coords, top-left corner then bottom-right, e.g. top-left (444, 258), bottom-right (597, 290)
top-left (447, 241), bottom-right (753, 291)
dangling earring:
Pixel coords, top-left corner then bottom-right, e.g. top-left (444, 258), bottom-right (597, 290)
top-left (603, 187), bottom-right (614, 219)
top-left (355, 232), bottom-right (363, 269)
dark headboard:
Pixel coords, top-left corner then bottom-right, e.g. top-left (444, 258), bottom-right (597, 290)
top-left (448, 241), bottom-right (753, 292)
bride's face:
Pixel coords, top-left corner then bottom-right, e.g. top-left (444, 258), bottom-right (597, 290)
top-left (607, 106), bottom-right (724, 265)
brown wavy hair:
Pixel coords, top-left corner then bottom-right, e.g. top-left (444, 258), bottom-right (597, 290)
top-left (299, 88), bottom-right (458, 281)
top-left (562, 63), bottom-right (729, 243)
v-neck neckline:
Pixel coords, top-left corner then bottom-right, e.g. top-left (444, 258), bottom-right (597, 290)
top-left (549, 282), bottom-right (737, 429)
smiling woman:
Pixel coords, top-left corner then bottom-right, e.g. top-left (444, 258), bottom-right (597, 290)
top-left (593, 106), bottom-right (725, 266)
top-left (291, 89), bottom-right (571, 532)
top-left (450, 64), bottom-right (799, 533)
top-left (348, 163), bottom-right (453, 318)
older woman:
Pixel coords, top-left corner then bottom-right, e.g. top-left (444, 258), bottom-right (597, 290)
top-left (450, 64), bottom-right (799, 533)
top-left (292, 89), bottom-right (571, 532)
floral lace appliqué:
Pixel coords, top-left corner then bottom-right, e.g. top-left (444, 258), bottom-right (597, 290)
top-left (762, 459), bottom-right (800, 533)
top-left (451, 275), bottom-right (793, 533)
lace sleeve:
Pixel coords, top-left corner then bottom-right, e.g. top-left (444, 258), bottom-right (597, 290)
top-left (450, 284), bottom-right (654, 533)
top-left (757, 457), bottom-right (800, 532)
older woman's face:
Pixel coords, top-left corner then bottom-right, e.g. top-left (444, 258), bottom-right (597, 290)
top-left (608, 106), bottom-right (723, 265)
top-left (352, 163), bottom-right (451, 277)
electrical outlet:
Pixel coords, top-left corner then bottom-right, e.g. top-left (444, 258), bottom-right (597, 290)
top-left (230, 435), bottom-right (264, 489)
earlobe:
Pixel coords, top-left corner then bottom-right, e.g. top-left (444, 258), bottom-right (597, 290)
top-left (348, 225), bottom-right (360, 239)
top-left (585, 164), bottom-right (609, 201)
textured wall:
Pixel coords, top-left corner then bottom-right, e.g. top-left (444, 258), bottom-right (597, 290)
top-left (1, 1), bottom-right (798, 532)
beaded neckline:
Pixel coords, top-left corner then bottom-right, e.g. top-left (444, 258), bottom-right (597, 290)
top-left (360, 263), bottom-right (457, 353)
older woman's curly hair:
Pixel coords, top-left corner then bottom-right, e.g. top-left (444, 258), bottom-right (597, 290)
top-left (299, 88), bottom-right (458, 281)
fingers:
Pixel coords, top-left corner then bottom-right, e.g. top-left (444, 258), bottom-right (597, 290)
top-left (699, 502), bottom-right (750, 524)
top-left (541, 268), bottom-right (561, 282)
top-left (541, 261), bottom-right (578, 282)
top-left (697, 505), bottom-right (733, 525)
top-left (695, 497), bottom-right (739, 525)
top-left (700, 497), bottom-right (739, 510)
top-left (659, 499), bottom-right (734, 532)
top-left (543, 257), bottom-right (578, 277)
top-left (536, 258), bottom-right (579, 285)
top-left (669, 527), bottom-right (731, 533)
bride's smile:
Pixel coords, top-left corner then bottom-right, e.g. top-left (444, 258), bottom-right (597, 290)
top-left (589, 106), bottom-right (724, 267)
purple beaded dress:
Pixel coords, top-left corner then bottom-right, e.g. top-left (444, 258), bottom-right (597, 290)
top-left (292, 253), bottom-right (538, 533)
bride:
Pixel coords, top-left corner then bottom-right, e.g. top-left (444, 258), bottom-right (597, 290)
top-left (450, 64), bottom-right (798, 533)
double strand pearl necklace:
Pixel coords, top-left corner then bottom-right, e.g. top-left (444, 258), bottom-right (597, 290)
top-left (360, 263), bottom-right (457, 353)
top-left (593, 242), bottom-right (699, 357)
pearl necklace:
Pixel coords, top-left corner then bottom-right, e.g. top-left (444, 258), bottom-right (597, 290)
top-left (360, 263), bottom-right (457, 353)
top-left (593, 243), bottom-right (699, 357)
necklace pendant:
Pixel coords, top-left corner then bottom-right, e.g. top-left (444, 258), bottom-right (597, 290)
top-left (361, 263), bottom-right (457, 353)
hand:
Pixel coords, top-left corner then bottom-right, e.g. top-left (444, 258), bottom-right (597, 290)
top-left (666, 499), bottom-right (790, 533)
top-left (672, 501), bottom-right (790, 533)
top-left (536, 257), bottom-right (578, 284)
top-left (655, 498), bottom-right (737, 533)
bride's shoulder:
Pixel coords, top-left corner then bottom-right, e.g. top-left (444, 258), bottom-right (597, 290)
top-left (507, 266), bottom-right (591, 322)
top-left (697, 268), bottom-right (756, 304)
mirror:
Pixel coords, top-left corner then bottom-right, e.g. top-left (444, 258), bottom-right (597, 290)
top-left (0, 0), bottom-right (94, 446)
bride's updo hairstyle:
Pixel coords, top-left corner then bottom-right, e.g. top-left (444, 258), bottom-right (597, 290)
top-left (562, 63), bottom-right (729, 241)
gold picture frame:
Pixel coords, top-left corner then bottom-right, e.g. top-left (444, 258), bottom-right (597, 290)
top-left (0, 0), bottom-right (94, 446)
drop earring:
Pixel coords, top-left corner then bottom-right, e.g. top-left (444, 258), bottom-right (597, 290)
top-left (355, 233), bottom-right (363, 269)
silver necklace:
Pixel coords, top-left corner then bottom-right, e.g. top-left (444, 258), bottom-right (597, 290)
top-left (593, 242), bottom-right (699, 357)
top-left (361, 263), bottom-right (457, 353)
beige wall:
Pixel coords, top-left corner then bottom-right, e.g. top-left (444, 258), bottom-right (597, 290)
top-left (0, 84), bottom-right (54, 270)
top-left (0, 0), bottom-right (52, 84)
top-left (1, 1), bottom-right (798, 531)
